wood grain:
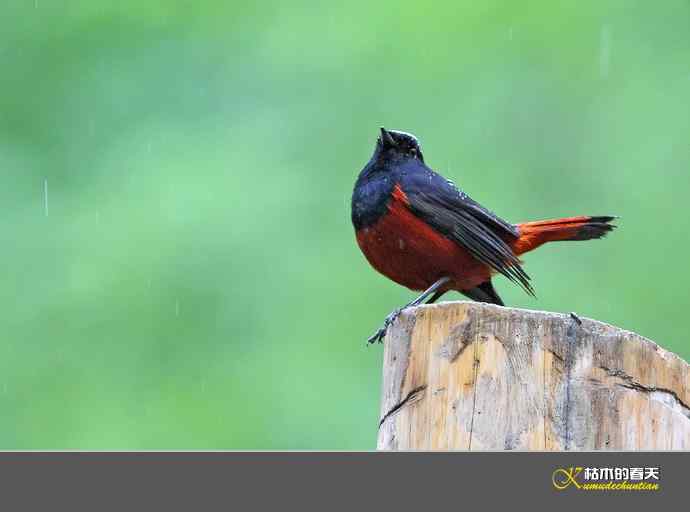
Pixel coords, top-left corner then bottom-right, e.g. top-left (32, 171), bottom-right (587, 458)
top-left (377, 301), bottom-right (690, 450)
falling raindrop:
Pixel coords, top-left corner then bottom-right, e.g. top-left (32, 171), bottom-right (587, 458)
top-left (343, 193), bottom-right (350, 218)
top-left (600, 25), bottom-right (611, 78)
top-left (43, 179), bottom-right (49, 217)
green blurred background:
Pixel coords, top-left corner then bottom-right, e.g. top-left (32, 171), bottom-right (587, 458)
top-left (1, 1), bottom-right (688, 449)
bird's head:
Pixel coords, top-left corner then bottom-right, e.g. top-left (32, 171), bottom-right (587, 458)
top-left (374, 127), bottom-right (425, 164)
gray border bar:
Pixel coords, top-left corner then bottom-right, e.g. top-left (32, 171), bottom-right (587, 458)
top-left (0, 452), bottom-right (684, 510)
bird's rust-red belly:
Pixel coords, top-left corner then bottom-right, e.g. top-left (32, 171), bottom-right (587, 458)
top-left (355, 187), bottom-right (490, 292)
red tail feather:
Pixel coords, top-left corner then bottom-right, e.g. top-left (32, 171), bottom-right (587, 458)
top-left (513, 216), bottom-right (616, 255)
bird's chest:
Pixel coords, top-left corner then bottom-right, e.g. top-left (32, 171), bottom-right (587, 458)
top-left (355, 190), bottom-right (473, 291)
top-left (351, 175), bottom-right (395, 230)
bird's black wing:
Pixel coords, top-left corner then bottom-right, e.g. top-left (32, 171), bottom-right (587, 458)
top-left (403, 171), bottom-right (534, 295)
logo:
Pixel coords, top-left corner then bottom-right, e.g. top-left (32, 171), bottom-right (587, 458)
top-left (552, 466), bottom-right (660, 492)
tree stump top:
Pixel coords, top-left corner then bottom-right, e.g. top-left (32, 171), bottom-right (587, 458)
top-left (377, 301), bottom-right (690, 450)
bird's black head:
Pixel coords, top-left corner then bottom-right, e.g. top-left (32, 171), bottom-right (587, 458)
top-left (374, 127), bottom-right (425, 164)
top-left (352, 128), bottom-right (425, 228)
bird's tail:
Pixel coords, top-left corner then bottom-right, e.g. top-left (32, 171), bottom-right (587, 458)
top-left (513, 215), bottom-right (617, 255)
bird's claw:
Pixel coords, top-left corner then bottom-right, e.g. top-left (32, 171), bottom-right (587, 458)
top-left (367, 308), bottom-right (403, 344)
top-left (569, 312), bottom-right (582, 325)
top-left (367, 328), bottom-right (386, 345)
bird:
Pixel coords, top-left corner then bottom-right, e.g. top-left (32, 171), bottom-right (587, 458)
top-left (351, 127), bottom-right (617, 344)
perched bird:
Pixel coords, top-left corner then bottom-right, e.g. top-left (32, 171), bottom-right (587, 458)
top-left (351, 128), bottom-right (617, 343)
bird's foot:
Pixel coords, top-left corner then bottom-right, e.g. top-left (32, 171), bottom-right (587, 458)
top-left (367, 308), bottom-right (403, 345)
top-left (569, 312), bottom-right (582, 325)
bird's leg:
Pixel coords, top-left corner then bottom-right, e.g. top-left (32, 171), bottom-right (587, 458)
top-left (425, 289), bottom-right (448, 304)
top-left (367, 277), bottom-right (451, 344)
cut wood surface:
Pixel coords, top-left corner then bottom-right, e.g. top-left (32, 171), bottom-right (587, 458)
top-left (377, 301), bottom-right (690, 450)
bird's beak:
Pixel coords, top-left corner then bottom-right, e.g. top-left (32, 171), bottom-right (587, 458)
top-left (380, 127), bottom-right (396, 147)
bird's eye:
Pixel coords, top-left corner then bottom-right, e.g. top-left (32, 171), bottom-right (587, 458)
top-left (410, 147), bottom-right (418, 156)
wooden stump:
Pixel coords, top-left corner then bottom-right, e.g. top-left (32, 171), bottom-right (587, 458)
top-left (377, 301), bottom-right (690, 450)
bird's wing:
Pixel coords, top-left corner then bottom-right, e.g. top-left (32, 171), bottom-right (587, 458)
top-left (403, 172), bottom-right (534, 295)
